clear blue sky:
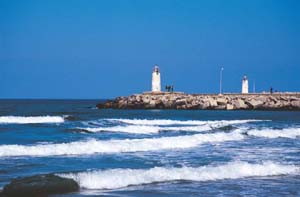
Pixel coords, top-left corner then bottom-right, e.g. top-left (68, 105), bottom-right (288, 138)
top-left (0, 0), bottom-right (299, 99)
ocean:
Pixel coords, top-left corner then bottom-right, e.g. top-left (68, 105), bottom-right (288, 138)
top-left (0, 99), bottom-right (299, 196)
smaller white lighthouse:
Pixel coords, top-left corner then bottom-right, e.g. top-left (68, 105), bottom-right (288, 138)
top-left (152, 65), bottom-right (161, 92)
top-left (242, 75), bottom-right (249, 94)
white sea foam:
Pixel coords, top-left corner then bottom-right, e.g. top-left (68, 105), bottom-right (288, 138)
top-left (247, 128), bottom-right (300, 139)
top-left (80, 125), bottom-right (161, 134)
top-left (78, 125), bottom-right (211, 134)
top-left (0, 116), bottom-right (65, 124)
top-left (60, 161), bottom-right (299, 189)
top-left (80, 119), bottom-right (261, 134)
top-left (107, 119), bottom-right (263, 126)
top-left (0, 132), bottom-right (244, 157)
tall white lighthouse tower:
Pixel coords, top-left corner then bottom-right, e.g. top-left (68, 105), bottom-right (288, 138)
top-left (242, 75), bottom-right (249, 94)
top-left (152, 65), bottom-right (161, 92)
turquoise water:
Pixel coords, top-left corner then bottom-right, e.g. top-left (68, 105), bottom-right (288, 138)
top-left (0, 99), bottom-right (299, 196)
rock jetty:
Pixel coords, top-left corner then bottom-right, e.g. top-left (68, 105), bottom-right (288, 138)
top-left (97, 92), bottom-right (300, 110)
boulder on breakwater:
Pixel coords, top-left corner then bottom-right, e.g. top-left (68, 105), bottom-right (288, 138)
top-left (96, 92), bottom-right (300, 111)
top-left (1, 174), bottom-right (79, 197)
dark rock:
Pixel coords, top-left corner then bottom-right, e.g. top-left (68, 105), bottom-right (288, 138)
top-left (96, 102), bottom-right (105, 109)
top-left (1, 174), bottom-right (79, 197)
top-left (96, 100), bottom-right (114, 109)
top-left (64, 115), bottom-right (78, 121)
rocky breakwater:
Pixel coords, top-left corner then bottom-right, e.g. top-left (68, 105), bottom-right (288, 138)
top-left (97, 93), bottom-right (300, 110)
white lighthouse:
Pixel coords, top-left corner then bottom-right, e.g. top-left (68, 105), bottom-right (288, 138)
top-left (152, 65), bottom-right (161, 92)
top-left (242, 75), bottom-right (249, 94)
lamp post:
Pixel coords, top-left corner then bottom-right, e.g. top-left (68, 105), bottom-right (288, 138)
top-left (219, 67), bottom-right (224, 95)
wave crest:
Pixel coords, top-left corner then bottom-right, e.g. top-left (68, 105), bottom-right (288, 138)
top-left (79, 125), bottom-right (160, 134)
top-left (247, 128), bottom-right (300, 139)
top-left (79, 119), bottom-right (262, 134)
top-left (107, 119), bottom-right (262, 126)
top-left (0, 116), bottom-right (65, 124)
top-left (60, 161), bottom-right (299, 189)
top-left (0, 132), bottom-right (244, 157)
top-left (78, 125), bottom-right (212, 134)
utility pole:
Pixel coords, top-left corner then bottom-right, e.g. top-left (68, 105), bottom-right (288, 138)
top-left (219, 67), bottom-right (224, 95)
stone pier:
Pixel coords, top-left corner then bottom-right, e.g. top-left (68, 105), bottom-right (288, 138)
top-left (97, 92), bottom-right (300, 111)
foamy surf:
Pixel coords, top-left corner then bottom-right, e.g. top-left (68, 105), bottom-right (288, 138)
top-left (78, 125), bottom-right (161, 134)
top-left (0, 116), bottom-right (65, 124)
top-left (78, 125), bottom-right (211, 134)
top-left (247, 128), bottom-right (300, 139)
top-left (59, 161), bottom-right (299, 189)
top-left (0, 132), bottom-right (244, 157)
top-left (107, 118), bottom-right (263, 126)
top-left (80, 119), bottom-right (263, 134)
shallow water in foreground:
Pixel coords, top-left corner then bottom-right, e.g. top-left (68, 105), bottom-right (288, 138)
top-left (0, 99), bottom-right (299, 196)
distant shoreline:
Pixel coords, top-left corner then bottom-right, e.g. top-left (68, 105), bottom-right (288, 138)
top-left (96, 92), bottom-right (300, 111)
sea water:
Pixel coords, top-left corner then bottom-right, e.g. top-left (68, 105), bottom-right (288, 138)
top-left (0, 99), bottom-right (299, 196)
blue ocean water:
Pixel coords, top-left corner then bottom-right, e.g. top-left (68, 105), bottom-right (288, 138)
top-left (0, 99), bottom-right (299, 196)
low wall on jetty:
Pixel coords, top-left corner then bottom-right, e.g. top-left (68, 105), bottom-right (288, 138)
top-left (97, 92), bottom-right (300, 110)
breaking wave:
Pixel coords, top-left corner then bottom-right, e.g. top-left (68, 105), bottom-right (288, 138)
top-left (0, 116), bottom-right (65, 124)
top-left (107, 119), bottom-right (263, 126)
top-left (60, 161), bottom-right (299, 189)
top-left (78, 125), bottom-right (211, 134)
top-left (79, 125), bottom-right (161, 134)
top-left (0, 132), bottom-right (244, 157)
top-left (247, 128), bottom-right (300, 139)
top-left (79, 119), bottom-right (263, 134)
